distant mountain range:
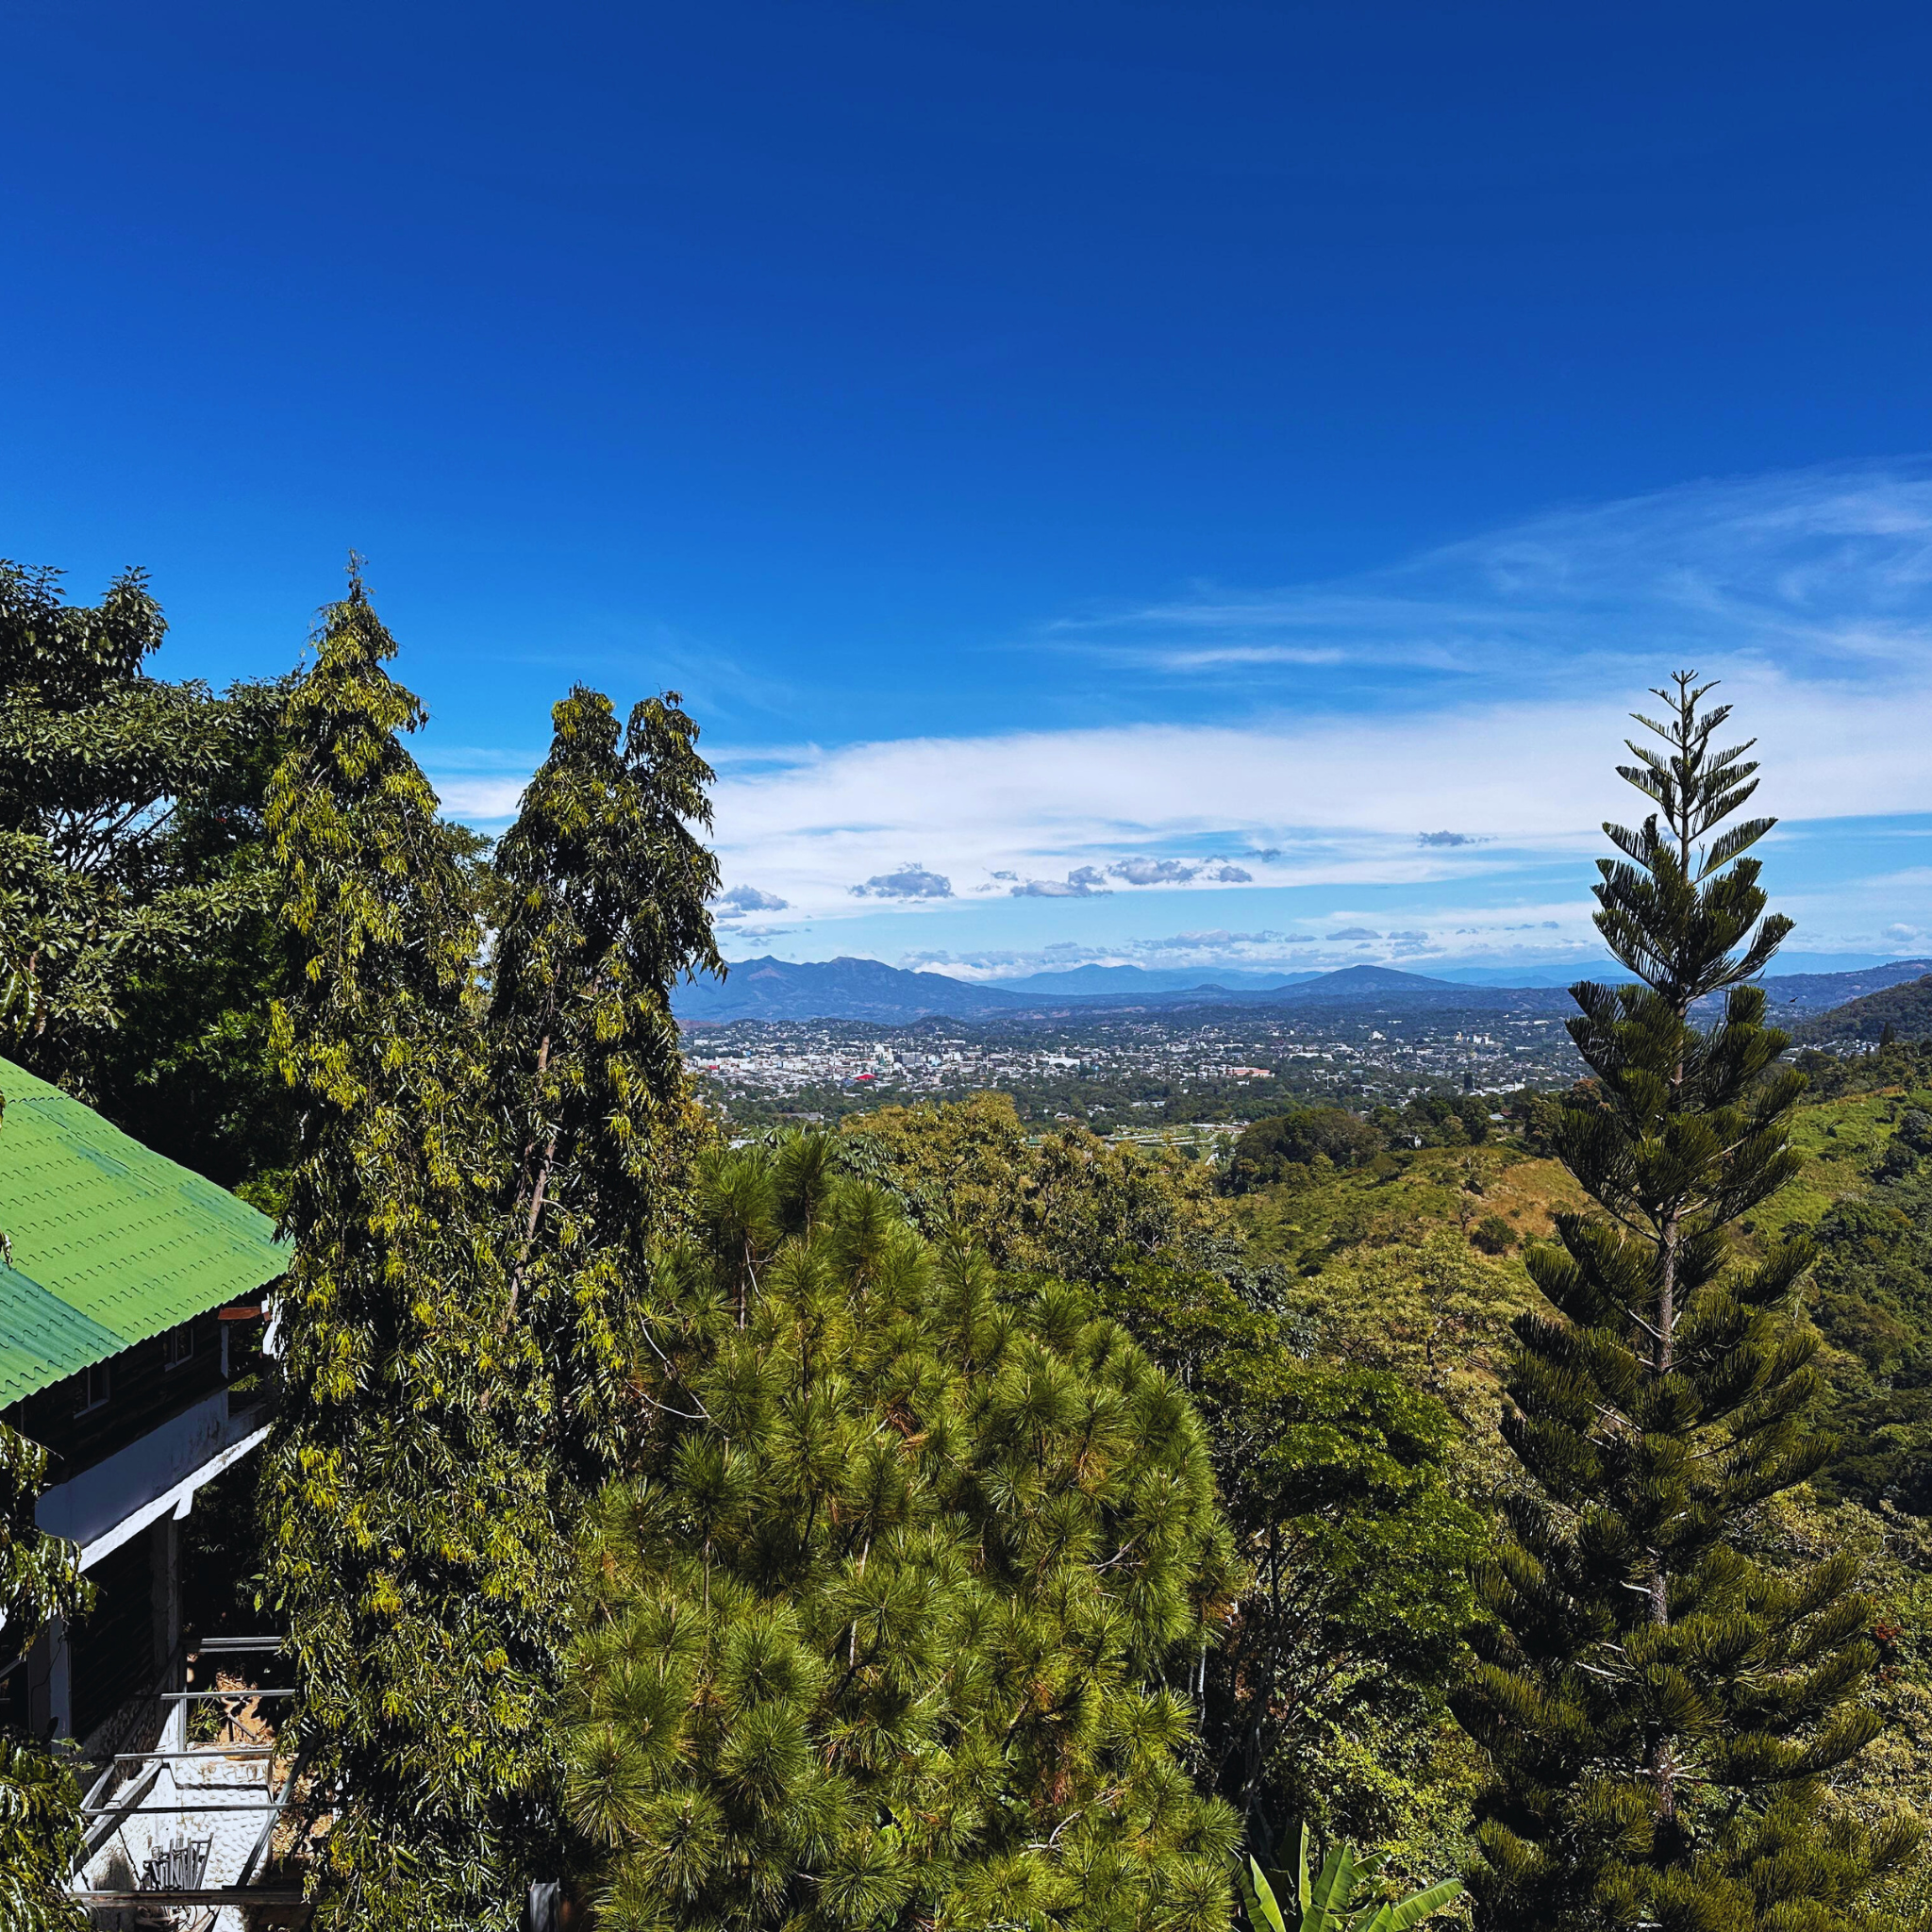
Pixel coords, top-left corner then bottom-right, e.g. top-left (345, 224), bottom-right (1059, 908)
top-left (675, 957), bottom-right (1024, 1024)
top-left (675, 954), bottom-right (1932, 1028)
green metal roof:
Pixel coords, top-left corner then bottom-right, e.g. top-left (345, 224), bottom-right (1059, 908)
top-left (0, 1057), bottom-right (290, 1407)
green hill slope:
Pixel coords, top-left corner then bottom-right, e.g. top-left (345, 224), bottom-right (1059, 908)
top-left (1802, 973), bottom-right (1932, 1044)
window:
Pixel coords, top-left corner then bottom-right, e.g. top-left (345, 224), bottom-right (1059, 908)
top-left (75, 1361), bottom-right (111, 1416)
top-left (163, 1326), bottom-right (195, 1372)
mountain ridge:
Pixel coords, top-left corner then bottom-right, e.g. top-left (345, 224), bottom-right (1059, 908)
top-left (675, 954), bottom-right (1932, 1027)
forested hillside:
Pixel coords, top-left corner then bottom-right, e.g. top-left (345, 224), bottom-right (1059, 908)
top-left (1804, 975), bottom-right (1932, 1046)
top-left (834, 1069), bottom-right (1932, 1916)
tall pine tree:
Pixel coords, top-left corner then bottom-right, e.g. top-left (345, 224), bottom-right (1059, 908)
top-left (261, 570), bottom-right (558, 1931)
top-left (562, 1142), bottom-right (1241, 1931)
top-left (1455, 675), bottom-right (1924, 1931)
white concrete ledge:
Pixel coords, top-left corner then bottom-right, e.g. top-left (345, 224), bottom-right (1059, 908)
top-left (36, 1391), bottom-right (273, 1569)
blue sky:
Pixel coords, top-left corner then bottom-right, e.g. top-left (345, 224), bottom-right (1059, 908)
top-left (8, 3), bottom-right (1932, 977)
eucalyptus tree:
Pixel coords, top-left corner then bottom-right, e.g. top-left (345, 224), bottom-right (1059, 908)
top-left (260, 572), bottom-right (558, 1931)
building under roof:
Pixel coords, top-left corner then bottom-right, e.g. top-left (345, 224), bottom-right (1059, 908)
top-left (1, 1052), bottom-right (289, 1736)
top-left (1, 1055), bottom-right (290, 1411)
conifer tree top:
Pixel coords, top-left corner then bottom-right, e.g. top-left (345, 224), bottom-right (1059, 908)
top-left (1593, 669), bottom-right (1793, 1004)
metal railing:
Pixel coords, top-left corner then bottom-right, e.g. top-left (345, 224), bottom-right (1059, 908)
top-left (71, 1634), bottom-right (314, 1921)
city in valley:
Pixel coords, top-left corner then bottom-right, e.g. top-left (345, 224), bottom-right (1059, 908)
top-left (684, 1005), bottom-right (1586, 1132)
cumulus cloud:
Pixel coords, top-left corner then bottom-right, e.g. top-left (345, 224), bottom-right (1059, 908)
top-left (1095, 855), bottom-right (1261, 887)
top-left (1389, 929), bottom-right (1430, 942)
top-left (1012, 866), bottom-right (1111, 898)
top-left (1328, 926), bottom-right (1380, 941)
top-left (851, 863), bottom-right (954, 900)
top-left (710, 883), bottom-right (789, 918)
top-left (1109, 856), bottom-right (1200, 885)
top-left (1418, 831), bottom-right (1484, 848)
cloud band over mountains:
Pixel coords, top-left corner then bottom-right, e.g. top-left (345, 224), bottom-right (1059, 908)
top-left (432, 461), bottom-right (1932, 963)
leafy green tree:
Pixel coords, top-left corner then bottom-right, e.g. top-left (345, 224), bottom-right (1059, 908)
top-left (0, 1732), bottom-right (86, 1932)
top-left (1188, 1310), bottom-right (1483, 1870)
top-left (259, 572), bottom-right (558, 1931)
top-left (561, 1142), bottom-right (1241, 1931)
top-left (1225, 1110), bottom-right (1383, 1194)
top-left (1469, 1215), bottom-right (1515, 1257)
top-left (486, 684), bottom-right (722, 1487)
top-left (0, 1417), bottom-right (91, 1932)
top-left (87, 670), bottom-right (305, 1195)
top-left (1455, 675), bottom-right (1924, 1929)
top-left (841, 1099), bottom-right (1483, 1879)
top-left (0, 558), bottom-right (300, 1189)
top-left (843, 1094), bottom-right (1247, 1291)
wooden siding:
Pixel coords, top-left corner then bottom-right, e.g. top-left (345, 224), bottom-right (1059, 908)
top-left (70, 1533), bottom-right (156, 1739)
top-left (4, 1309), bottom-right (228, 1481)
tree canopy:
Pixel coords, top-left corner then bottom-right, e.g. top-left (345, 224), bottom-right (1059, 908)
top-left (563, 1141), bottom-right (1241, 1931)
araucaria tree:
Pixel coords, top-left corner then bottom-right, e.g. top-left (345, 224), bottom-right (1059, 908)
top-left (1456, 675), bottom-right (1924, 1930)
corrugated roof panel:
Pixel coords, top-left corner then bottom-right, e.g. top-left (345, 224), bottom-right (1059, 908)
top-left (0, 1057), bottom-right (290, 1406)
top-left (0, 1270), bottom-right (129, 1408)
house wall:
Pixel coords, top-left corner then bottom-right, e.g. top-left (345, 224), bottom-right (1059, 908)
top-left (4, 1307), bottom-right (228, 1483)
top-left (5, 1309), bottom-right (267, 1748)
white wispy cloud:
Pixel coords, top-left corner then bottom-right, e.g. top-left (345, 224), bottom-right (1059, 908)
top-left (1053, 460), bottom-right (1932, 692)
top-left (688, 668), bottom-right (1932, 919)
top-left (427, 462), bottom-right (1932, 955)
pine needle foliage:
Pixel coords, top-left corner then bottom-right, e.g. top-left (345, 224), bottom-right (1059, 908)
top-left (1455, 675), bottom-right (1925, 1930)
top-left (260, 571), bottom-right (558, 1931)
top-left (487, 684), bottom-right (724, 1488)
top-left (562, 1140), bottom-right (1241, 1931)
